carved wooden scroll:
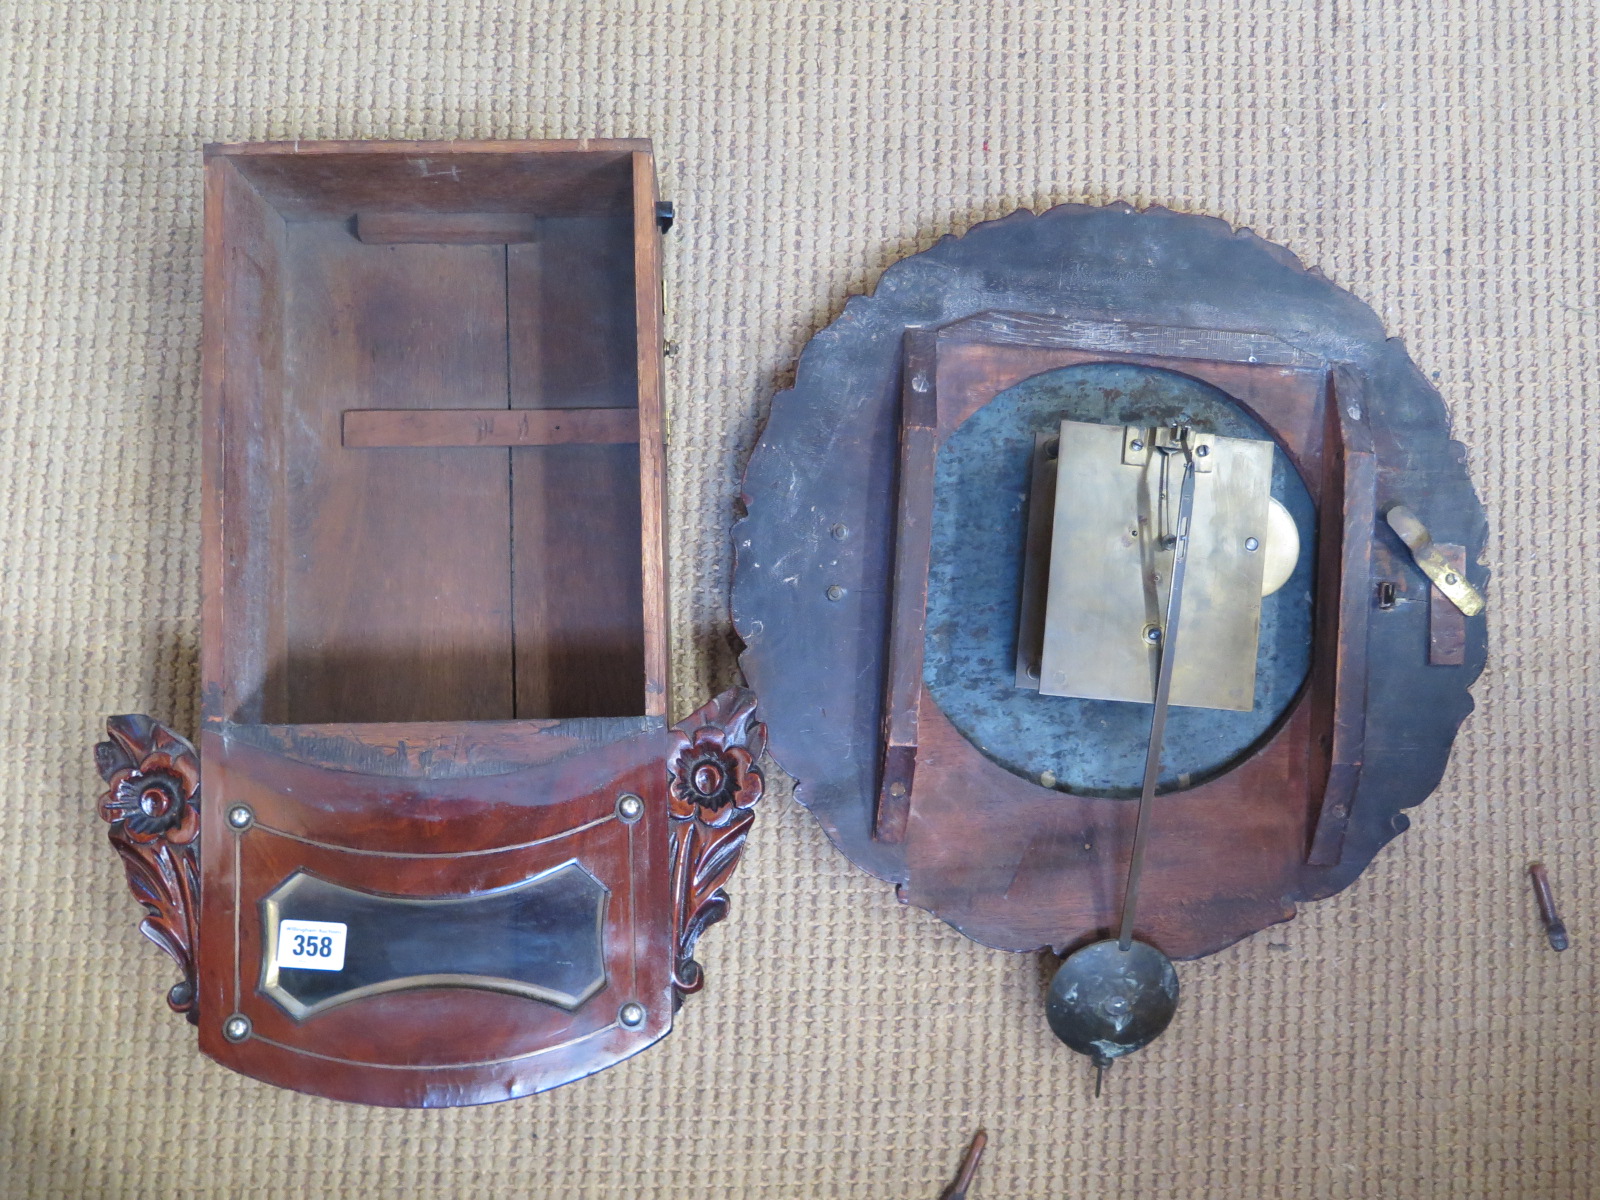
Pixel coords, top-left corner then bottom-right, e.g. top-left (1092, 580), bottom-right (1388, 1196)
top-left (95, 714), bottom-right (202, 1020)
top-left (667, 689), bottom-right (767, 999)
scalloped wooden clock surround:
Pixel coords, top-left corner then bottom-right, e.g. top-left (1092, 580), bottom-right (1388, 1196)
top-left (733, 204), bottom-right (1487, 967)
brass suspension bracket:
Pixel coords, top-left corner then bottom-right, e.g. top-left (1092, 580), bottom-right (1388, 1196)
top-left (1385, 503), bottom-right (1486, 617)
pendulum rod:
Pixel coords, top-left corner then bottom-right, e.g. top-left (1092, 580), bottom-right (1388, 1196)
top-left (1117, 445), bottom-right (1198, 951)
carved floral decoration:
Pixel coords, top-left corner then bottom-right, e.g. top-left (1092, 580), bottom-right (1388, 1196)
top-left (667, 688), bottom-right (766, 1000)
top-left (95, 714), bottom-right (202, 1020)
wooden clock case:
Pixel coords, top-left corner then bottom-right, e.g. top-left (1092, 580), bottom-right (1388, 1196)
top-left (733, 204), bottom-right (1487, 962)
top-left (95, 140), bottom-right (765, 1107)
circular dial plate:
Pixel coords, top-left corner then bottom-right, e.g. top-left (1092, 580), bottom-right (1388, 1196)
top-left (924, 362), bottom-right (1315, 796)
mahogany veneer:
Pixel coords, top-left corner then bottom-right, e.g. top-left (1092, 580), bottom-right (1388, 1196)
top-left (96, 141), bottom-right (764, 1107)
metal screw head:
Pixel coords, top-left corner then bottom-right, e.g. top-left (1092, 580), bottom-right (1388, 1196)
top-left (1129, 439), bottom-right (1144, 452)
top-left (830, 523), bottom-right (849, 541)
top-left (1245, 537), bottom-right (1260, 552)
top-left (618, 1002), bottom-right (646, 1028)
top-left (222, 1014), bottom-right (252, 1043)
top-left (1195, 444), bottom-right (1210, 458)
top-left (825, 585), bottom-right (845, 602)
top-left (1144, 626), bottom-right (1162, 644)
top-left (226, 804), bottom-right (253, 831)
top-left (1444, 572), bottom-right (1458, 585)
top-left (616, 793), bottom-right (644, 824)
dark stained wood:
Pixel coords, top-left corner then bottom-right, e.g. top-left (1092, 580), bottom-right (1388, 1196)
top-left (1430, 543), bottom-right (1469, 666)
top-left (905, 697), bottom-right (1310, 956)
top-left (930, 315), bottom-right (1329, 505)
top-left (935, 310), bottom-right (1322, 367)
top-left (202, 143), bottom-right (664, 728)
top-left (1306, 367), bottom-right (1376, 867)
top-left (184, 686), bottom-right (761, 1107)
top-left (279, 221), bottom-right (515, 724)
top-left (876, 330), bottom-right (939, 842)
top-left (227, 715), bottom-right (661, 779)
top-left (342, 406), bottom-right (639, 448)
top-left (745, 308), bottom-right (1444, 954)
top-left (874, 316), bottom-right (1332, 855)
top-left (144, 141), bottom-right (734, 1106)
top-left (734, 204), bottom-right (1487, 963)
top-left (885, 312), bottom-right (1327, 954)
top-left (217, 141), bottom-right (639, 220)
top-left (94, 716), bottom-right (203, 1019)
top-left (1012, 433), bottom-right (1059, 687)
top-left (201, 157), bottom-right (289, 725)
top-left (500, 202), bottom-right (652, 719)
top-left (196, 717), bottom-right (675, 1106)
top-left (212, 724), bottom-right (663, 858)
top-left (356, 211), bottom-right (540, 244)
top-left (512, 444), bottom-right (646, 718)
top-left (667, 690), bottom-right (767, 996)
top-left (508, 215), bottom-right (640, 410)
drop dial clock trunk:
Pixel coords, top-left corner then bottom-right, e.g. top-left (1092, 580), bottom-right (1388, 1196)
top-left (93, 140), bottom-right (767, 1108)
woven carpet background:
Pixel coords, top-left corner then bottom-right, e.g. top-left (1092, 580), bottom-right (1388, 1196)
top-left (1, 2), bottom-right (1595, 1197)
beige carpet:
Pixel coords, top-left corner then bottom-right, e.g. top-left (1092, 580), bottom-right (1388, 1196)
top-left (1, 2), bottom-right (1595, 1197)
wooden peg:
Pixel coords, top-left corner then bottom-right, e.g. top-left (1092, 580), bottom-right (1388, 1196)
top-left (939, 1130), bottom-right (988, 1200)
top-left (1529, 863), bottom-right (1569, 951)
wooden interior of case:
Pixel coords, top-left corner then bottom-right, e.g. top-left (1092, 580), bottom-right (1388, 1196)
top-left (203, 144), bottom-right (667, 729)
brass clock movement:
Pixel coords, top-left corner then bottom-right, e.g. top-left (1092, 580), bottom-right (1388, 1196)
top-left (732, 203), bottom-right (1487, 1085)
